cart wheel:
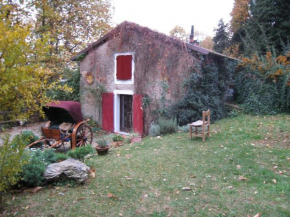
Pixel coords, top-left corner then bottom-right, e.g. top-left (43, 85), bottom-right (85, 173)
top-left (74, 124), bottom-right (93, 147)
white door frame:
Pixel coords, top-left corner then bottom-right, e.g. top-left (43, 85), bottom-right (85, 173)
top-left (114, 90), bottom-right (134, 134)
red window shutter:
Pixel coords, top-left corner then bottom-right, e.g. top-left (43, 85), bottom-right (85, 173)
top-left (102, 93), bottom-right (114, 132)
top-left (133, 94), bottom-right (143, 135)
top-left (116, 56), bottom-right (123, 80)
top-left (116, 55), bottom-right (132, 80)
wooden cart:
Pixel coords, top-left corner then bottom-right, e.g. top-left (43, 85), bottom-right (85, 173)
top-left (27, 101), bottom-right (93, 150)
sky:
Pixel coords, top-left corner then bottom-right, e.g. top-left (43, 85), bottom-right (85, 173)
top-left (112, 0), bottom-right (234, 40)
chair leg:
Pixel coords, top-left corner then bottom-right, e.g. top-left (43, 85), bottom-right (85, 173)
top-left (189, 125), bottom-right (192, 140)
top-left (208, 125), bottom-right (210, 138)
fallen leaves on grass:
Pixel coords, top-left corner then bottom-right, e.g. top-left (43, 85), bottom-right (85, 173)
top-left (236, 165), bottom-right (241, 169)
top-left (238, 175), bottom-right (247, 181)
top-left (107, 193), bottom-right (117, 199)
top-left (272, 179), bottom-right (277, 184)
top-left (190, 175), bottom-right (196, 178)
top-left (90, 169), bottom-right (96, 178)
top-left (30, 186), bottom-right (42, 193)
top-left (125, 176), bottom-right (131, 180)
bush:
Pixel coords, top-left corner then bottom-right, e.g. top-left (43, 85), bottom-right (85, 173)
top-left (21, 149), bottom-right (57, 187)
top-left (0, 134), bottom-right (29, 193)
top-left (171, 58), bottom-right (236, 125)
top-left (11, 131), bottom-right (42, 147)
top-left (21, 151), bottom-right (46, 187)
top-left (112, 134), bottom-right (124, 142)
top-left (178, 124), bottom-right (189, 132)
top-left (158, 118), bottom-right (177, 135)
top-left (67, 145), bottom-right (94, 160)
top-left (235, 51), bottom-right (290, 115)
top-left (55, 153), bottom-right (68, 162)
top-left (149, 123), bottom-right (161, 136)
top-left (42, 149), bottom-right (57, 164)
top-left (96, 139), bottom-right (108, 148)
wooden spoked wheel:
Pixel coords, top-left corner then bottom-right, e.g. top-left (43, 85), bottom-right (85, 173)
top-left (74, 124), bottom-right (93, 147)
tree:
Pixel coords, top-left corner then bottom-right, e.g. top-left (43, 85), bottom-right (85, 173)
top-left (0, 15), bottom-right (71, 120)
top-left (229, 0), bottom-right (290, 56)
top-left (245, 0), bottom-right (290, 54)
top-left (169, 25), bottom-right (187, 42)
top-left (200, 36), bottom-right (214, 50)
top-left (0, 0), bottom-right (112, 120)
top-left (31, 0), bottom-right (112, 55)
top-left (230, 0), bottom-right (250, 33)
top-left (213, 19), bottom-right (229, 54)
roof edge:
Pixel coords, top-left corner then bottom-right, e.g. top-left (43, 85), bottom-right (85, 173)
top-left (70, 34), bottom-right (109, 61)
top-left (71, 21), bottom-right (237, 61)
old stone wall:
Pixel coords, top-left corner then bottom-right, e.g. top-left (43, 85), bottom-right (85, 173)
top-left (79, 27), bottom-right (200, 134)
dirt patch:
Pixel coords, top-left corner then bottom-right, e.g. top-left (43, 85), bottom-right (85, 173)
top-left (0, 122), bottom-right (46, 144)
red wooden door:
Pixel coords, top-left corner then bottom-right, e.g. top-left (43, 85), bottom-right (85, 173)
top-left (133, 94), bottom-right (143, 135)
top-left (102, 93), bottom-right (114, 132)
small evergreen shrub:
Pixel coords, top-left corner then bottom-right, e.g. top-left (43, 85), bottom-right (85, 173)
top-left (55, 153), bottom-right (68, 162)
top-left (21, 151), bottom-right (46, 187)
top-left (21, 149), bottom-right (57, 187)
top-left (112, 134), bottom-right (124, 142)
top-left (158, 118), bottom-right (177, 135)
top-left (149, 123), bottom-right (161, 136)
top-left (42, 149), bottom-right (57, 164)
top-left (11, 131), bottom-right (42, 147)
top-left (67, 145), bottom-right (94, 160)
top-left (96, 139), bottom-right (108, 148)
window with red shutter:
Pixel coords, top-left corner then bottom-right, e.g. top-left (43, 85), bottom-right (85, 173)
top-left (116, 55), bottom-right (132, 80)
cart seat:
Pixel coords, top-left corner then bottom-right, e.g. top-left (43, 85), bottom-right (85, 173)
top-left (50, 123), bottom-right (74, 133)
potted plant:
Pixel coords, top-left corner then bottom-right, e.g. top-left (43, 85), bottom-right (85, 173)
top-left (95, 139), bottom-right (109, 155)
top-left (111, 134), bottom-right (124, 148)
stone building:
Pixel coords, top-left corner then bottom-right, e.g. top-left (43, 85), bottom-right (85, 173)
top-left (71, 21), bottom-right (233, 135)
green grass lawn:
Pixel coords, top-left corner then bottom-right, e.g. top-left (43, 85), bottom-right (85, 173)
top-left (2, 115), bottom-right (290, 216)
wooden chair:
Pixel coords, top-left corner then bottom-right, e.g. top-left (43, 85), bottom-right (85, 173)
top-left (189, 109), bottom-right (210, 142)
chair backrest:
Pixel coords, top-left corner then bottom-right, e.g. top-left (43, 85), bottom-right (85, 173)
top-left (202, 109), bottom-right (210, 125)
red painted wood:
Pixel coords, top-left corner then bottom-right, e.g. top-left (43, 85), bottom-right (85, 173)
top-left (116, 56), bottom-right (123, 80)
top-left (116, 55), bottom-right (132, 80)
top-left (133, 94), bottom-right (143, 135)
top-left (122, 55), bottom-right (132, 80)
top-left (102, 93), bottom-right (114, 132)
